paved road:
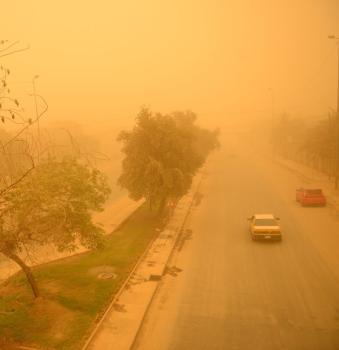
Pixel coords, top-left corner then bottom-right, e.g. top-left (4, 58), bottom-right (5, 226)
top-left (133, 136), bottom-right (339, 350)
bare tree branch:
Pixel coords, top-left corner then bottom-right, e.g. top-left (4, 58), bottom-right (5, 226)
top-left (0, 44), bottom-right (30, 59)
top-left (0, 163), bottom-right (35, 197)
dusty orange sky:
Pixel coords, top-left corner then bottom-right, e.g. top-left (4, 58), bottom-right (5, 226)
top-left (2, 0), bottom-right (339, 128)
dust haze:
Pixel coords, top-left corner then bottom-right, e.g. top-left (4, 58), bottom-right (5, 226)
top-left (3, 0), bottom-right (338, 193)
top-left (1, 1), bottom-right (339, 349)
top-left (2, 0), bottom-right (339, 126)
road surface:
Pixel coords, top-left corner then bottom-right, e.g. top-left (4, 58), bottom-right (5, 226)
top-left (133, 135), bottom-right (339, 350)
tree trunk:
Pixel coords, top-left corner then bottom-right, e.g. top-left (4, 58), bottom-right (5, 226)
top-left (4, 251), bottom-right (40, 298)
top-left (158, 196), bottom-right (168, 216)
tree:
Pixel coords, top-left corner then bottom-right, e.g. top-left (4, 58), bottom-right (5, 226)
top-left (0, 157), bottom-right (110, 298)
top-left (0, 40), bottom-right (48, 199)
top-left (171, 110), bottom-right (220, 162)
top-left (0, 41), bottom-right (112, 298)
top-left (118, 108), bottom-right (219, 214)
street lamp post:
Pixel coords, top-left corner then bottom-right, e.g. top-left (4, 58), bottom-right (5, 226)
top-left (268, 87), bottom-right (275, 119)
top-left (32, 75), bottom-right (39, 121)
top-left (328, 35), bottom-right (339, 188)
top-left (32, 75), bottom-right (41, 154)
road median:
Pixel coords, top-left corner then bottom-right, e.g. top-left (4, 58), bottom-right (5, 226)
top-left (84, 171), bottom-right (204, 350)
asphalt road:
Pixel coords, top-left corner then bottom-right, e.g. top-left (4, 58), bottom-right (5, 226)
top-left (133, 136), bottom-right (339, 350)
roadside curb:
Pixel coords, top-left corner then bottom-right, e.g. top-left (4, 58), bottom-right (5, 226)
top-left (270, 154), bottom-right (339, 214)
top-left (269, 155), bottom-right (322, 183)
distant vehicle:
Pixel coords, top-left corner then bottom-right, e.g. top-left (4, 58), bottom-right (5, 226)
top-left (247, 214), bottom-right (282, 241)
top-left (296, 188), bottom-right (326, 207)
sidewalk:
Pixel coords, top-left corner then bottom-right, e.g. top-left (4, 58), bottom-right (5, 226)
top-left (0, 196), bottom-right (143, 282)
top-left (84, 173), bottom-right (203, 350)
top-left (272, 155), bottom-right (339, 213)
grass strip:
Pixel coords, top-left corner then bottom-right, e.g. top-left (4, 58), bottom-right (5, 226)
top-left (0, 204), bottom-right (161, 350)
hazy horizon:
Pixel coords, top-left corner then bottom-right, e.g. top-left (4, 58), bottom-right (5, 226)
top-left (2, 0), bottom-right (339, 130)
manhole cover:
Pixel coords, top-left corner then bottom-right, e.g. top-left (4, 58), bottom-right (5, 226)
top-left (97, 272), bottom-right (117, 280)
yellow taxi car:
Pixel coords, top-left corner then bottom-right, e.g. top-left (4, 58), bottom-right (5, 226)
top-left (248, 214), bottom-right (282, 241)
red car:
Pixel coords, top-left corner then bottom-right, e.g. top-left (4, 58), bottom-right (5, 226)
top-left (296, 188), bottom-right (326, 206)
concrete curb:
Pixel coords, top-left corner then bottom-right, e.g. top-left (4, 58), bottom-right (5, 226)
top-left (269, 155), bottom-right (321, 183)
top-left (129, 173), bottom-right (203, 350)
top-left (270, 155), bottom-right (339, 214)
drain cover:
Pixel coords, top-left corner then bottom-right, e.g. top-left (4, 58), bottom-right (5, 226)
top-left (98, 272), bottom-right (117, 280)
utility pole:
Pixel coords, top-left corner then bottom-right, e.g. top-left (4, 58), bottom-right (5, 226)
top-left (328, 35), bottom-right (339, 189)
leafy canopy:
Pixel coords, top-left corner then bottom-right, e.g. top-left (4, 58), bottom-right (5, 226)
top-left (118, 108), bottom-right (219, 208)
top-left (0, 157), bottom-right (111, 256)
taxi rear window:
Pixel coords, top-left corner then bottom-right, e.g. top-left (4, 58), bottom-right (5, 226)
top-left (305, 189), bottom-right (322, 195)
top-left (254, 219), bottom-right (277, 226)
